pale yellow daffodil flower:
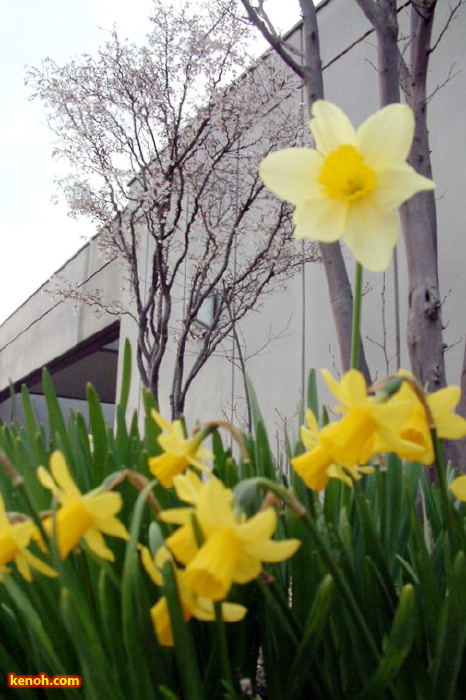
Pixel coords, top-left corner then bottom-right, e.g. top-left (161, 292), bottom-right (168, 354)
top-left (260, 100), bottom-right (435, 272)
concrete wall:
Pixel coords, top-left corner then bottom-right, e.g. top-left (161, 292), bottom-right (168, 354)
top-left (0, 236), bottom-right (121, 389)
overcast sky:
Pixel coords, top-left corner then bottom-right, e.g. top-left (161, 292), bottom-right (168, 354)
top-left (0, 0), bottom-right (299, 325)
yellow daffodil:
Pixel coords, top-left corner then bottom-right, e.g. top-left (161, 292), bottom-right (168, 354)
top-left (141, 545), bottom-right (247, 646)
top-left (161, 477), bottom-right (300, 601)
top-left (159, 470), bottom-right (208, 565)
top-left (291, 409), bottom-right (337, 491)
top-left (0, 494), bottom-right (56, 582)
top-left (148, 410), bottom-right (213, 488)
top-left (450, 476), bottom-right (466, 502)
top-left (321, 369), bottom-right (421, 465)
top-left (260, 100), bottom-right (435, 271)
top-left (37, 451), bottom-right (129, 560)
top-left (291, 409), bottom-right (373, 491)
top-left (386, 374), bottom-right (466, 464)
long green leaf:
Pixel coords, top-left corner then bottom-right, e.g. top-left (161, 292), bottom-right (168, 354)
top-left (356, 584), bottom-right (416, 699)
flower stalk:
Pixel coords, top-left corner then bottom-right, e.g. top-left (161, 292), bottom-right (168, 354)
top-left (351, 261), bottom-right (364, 371)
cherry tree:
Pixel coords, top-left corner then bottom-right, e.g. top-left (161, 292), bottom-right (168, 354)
top-left (27, 0), bottom-right (318, 418)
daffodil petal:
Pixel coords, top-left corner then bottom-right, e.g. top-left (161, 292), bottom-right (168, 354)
top-left (14, 553), bottom-right (32, 582)
top-left (196, 479), bottom-right (235, 533)
top-left (0, 495), bottom-right (10, 529)
top-left (151, 598), bottom-right (175, 646)
top-left (220, 601), bottom-right (248, 622)
top-left (321, 368), bottom-right (345, 403)
top-left (158, 432), bottom-right (191, 456)
top-left (301, 425), bottom-right (318, 451)
top-left (151, 409), bottom-right (173, 432)
top-left (185, 532), bottom-right (240, 600)
top-left (187, 456), bottom-right (212, 474)
top-left (188, 594), bottom-right (247, 622)
top-left (159, 507), bottom-right (195, 525)
top-left (450, 475), bottom-right (466, 502)
top-left (82, 528), bottom-right (115, 561)
top-left (344, 202), bottom-right (399, 272)
top-left (305, 409), bottom-right (319, 434)
top-left (340, 369), bottom-right (369, 405)
top-left (173, 470), bottom-right (203, 504)
top-left (310, 100), bottom-right (357, 154)
top-left (375, 164), bottom-right (435, 209)
top-left (437, 414), bottom-right (466, 440)
top-left (84, 492), bottom-right (123, 519)
top-left (245, 538), bottom-right (300, 563)
top-left (166, 523), bottom-right (198, 565)
top-left (149, 453), bottom-right (189, 488)
top-left (293, 197), bottom-right (347, 242)
top-left (140, 545), bottom-right (163, 586)
top-left (357, 103), bottom-right (415, 166)
top-left (7, 521), bottom-right (34, 548)
top-left (50, 452), bottom-right (82, 499)
top-left (237, 509), bottom-right (276, 542)
top-left (322, 368), bottom-right (368, 406)
top-left (37, 466), bottom-right (61, 499)
top-left (259, 148), bottom-right (323, 205)
top-left (22, 551), bottom-right (57, 578)
top-left (94, 516), bottom-right (129, 540)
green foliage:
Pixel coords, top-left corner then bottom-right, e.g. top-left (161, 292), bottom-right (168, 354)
top-left (0, 369), bottom-right (466, 699)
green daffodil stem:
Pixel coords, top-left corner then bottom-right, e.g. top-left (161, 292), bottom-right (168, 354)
top-left (214, 602), bottom-right (235, 693)
top-left (350, 262), bottom-right (364, 371)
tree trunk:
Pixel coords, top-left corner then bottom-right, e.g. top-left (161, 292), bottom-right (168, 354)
top-left (401, 1), bottom-right (446, 393)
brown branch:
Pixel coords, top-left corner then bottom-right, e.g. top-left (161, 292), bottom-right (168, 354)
top-left (238, 0), bottom-right (305, 79)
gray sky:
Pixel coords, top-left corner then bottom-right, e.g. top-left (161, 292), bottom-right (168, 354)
top-left (0, 0), bottom-right (299, 325)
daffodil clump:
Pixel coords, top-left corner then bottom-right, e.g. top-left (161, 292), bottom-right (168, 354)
top-left (292, 369), bottom-right (466, 492)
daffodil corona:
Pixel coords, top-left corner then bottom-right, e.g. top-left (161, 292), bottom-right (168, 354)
top-left (260, 101), bottom-right (435, 272)
top-left (38, 451), bottom-right (129, 560)
top-left (290, 408), bottom-right (374, 491)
